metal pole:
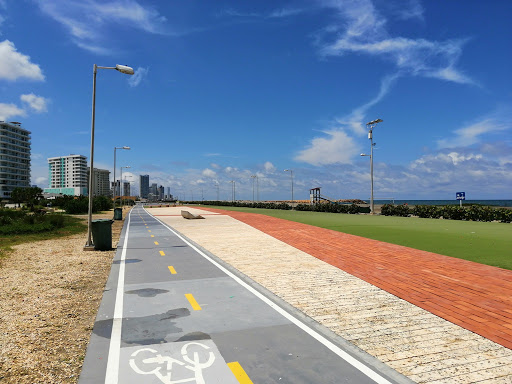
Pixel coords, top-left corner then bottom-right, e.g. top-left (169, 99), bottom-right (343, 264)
top-left (291, 170), bottom-right (294, 207)
top-left (370, 130), bottom-right (374, 215)
top-left (85, 64), bottom-right (97, 248)
top-left (120, 166), bottom-right (123, 208)
top-left (113, 147), bottom-right (116, 209)
top-left (256, 176), bottom-right (259, 201)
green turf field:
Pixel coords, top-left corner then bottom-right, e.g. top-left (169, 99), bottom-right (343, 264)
top-left (199, 205), bottom-right (512, 270)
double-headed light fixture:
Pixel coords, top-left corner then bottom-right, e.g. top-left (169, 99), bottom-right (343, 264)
top-left (360, 118), bottom-right (383, 215)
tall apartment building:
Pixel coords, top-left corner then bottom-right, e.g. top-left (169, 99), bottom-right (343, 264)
top-left (140, 174), bottom-right (149, 198)
top-left (0, 121), bottom-right (31, 199)
top-left (90, 168), bottom-right (110, 197)
top-left (123, 181), bottom-right (130, 197)
top-left (44, 154), bottom-right (88, 196)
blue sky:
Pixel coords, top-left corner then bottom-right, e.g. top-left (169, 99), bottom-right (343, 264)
top-left (1, 0), bottom-right (511, 201)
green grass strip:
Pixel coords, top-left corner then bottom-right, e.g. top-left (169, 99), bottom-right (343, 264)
top-left (200, 205), bottom-right (512, 270)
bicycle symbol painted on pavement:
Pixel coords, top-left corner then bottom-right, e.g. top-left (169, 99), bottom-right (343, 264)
top-left (129, 342), bottom-right (216, 384)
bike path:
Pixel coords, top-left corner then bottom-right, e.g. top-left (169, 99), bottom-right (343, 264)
top-left (79, 205), bottom-right (413, 384)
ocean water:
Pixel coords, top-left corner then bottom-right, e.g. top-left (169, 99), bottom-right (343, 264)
top-left (372, 199), bottom-right (512, 207)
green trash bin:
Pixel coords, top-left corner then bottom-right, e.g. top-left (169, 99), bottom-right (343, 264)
top-left (91, 219), bottom-right (113, 251)
top-left (114, 207), bottom-right (122, 220)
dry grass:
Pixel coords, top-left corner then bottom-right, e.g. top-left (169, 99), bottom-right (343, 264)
top-left (0, 208), bottom-right (128, 383)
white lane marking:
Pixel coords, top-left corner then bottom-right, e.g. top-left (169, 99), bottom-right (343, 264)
top-left (105, 208), bottom-right (133, 384)
top-left (145, 207), bottom-right (394, 384)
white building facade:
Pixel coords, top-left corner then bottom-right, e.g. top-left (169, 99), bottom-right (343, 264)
top-left (44, 154), bottom-right (88, 196)
top-left (0, 121), bottom-right (31, 199)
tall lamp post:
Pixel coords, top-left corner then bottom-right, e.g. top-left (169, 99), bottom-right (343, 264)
top-left (229, 180), bottom-right (236, 202)
top-left (360, 118), bottom-right (383, 215)
top-left (284, 169), bottom-right (294, 208)
top-left (120, 166), bottom-right (131, 207)
top-left (85, 64), bottom-right (134, 250)
top-left (113, 146), bottom-right (130, 209)
top-left (250, 175), bottom-right (256, 202)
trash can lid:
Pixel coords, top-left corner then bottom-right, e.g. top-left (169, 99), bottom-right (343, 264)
top-left (92, 219), bottom-right (114, 223)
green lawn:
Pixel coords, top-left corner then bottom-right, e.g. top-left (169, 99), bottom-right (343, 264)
top-left (199, 206), bottom-right (512, 270)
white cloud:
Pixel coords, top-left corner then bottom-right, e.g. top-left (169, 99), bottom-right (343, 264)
top-left (269, 8), bottom-right (305, 18)
top-left (438, 109), bottom-right (511, 148)
top-left (0, 40), bottom-right (45, 81)
top-left (317, 0), bottom-right (474, 85)
top-left (0, 103), bottom-right (26, 120)
top-left (295, 129), bottom-right (359, 166)
top-left (20, 93), bottom-right (49, 113)
top-left (128, 67), bottom-right (148, 87)
top-left (202, 168), bottom-right (217, 178)
top-left (335, 73), bottom-right (399, 135)
top-left (263, 161), bottom-right (276, 172)
top-left (35, 0), bottom-right (167, 53)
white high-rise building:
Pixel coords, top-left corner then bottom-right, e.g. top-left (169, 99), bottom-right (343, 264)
top-left (44, 154), bottom-right (88, 196)
top-left (0, 121), bottom-right (31, 199)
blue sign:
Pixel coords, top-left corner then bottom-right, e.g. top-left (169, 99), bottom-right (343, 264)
top-left (456, 192), bottom-right (465, 200)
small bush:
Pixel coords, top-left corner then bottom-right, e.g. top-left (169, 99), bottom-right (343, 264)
top-left (381, 204), bottom-right (411, 217)
top-left (412, 205), bottom-right (441, 219)
top-left (441, 205), bottom-right (467, 220)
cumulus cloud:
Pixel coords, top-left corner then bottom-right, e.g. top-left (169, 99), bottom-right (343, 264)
top-left (263, 161), bottom-right (276, 172)
top-left (128, 67), bottom-right (148, 87)
top-left (20, 93), bottom-right (49, 113)
top-left (35, 0), bottom-right (167, 53)
top-left (0, 40), bottom-right (45, 81)
top-left (0, 103), bottom-right (26, 120)
top-left (295, 129), bottom-right (359, 166)
top-left (202, 168), bottom-right (217, 178)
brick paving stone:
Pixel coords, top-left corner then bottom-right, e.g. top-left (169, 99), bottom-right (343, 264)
top-left (149, 207), bottom-right (512, 383)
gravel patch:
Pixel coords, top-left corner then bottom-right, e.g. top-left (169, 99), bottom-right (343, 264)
top-left (0, 210), bottom-right (125, 384)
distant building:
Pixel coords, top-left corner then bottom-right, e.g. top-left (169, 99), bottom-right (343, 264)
top-left (158, 185), bottom-right (165, 200)
top-left (149, 183), bottom-right (158, 201)
top-left (140, 174), bottom-right (149, 198)
top-left (112, 180), bottom-right (120, 198)
top-left (44, 154), bottom-right (88, 196)
top-left (123, 181), bottom-right (130, 197)
top-left (90, 168), bottom-right (110, 197)
top-left (0, 121), bottom-right (31, 199)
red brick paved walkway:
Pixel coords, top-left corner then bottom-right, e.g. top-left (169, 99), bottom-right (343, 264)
top-left (201, 208), bottom-right (512, 350)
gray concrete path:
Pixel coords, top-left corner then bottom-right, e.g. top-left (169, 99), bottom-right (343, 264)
top-left (79, 205), bottom-right (413, 383)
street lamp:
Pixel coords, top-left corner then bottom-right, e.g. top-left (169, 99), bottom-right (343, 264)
top-left (85, 64), bottom-right (134, 250)
top-left (229, 180), bottom-right (235, 202)
top-left (214, 181), bottom-right (220, 201)
top-left (120, 166), bottom-right (131, 207)
top-left (361, 118), bottom-right (383, 215)
top-left (113, 146), bottom-right (130, 209)
top-left (284, 169), bottom-right (294, 208)
top-left (250, 175), bottom-right (256, 202)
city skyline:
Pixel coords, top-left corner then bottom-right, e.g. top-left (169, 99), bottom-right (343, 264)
top-left (0, 1), bottom-right (511, 201)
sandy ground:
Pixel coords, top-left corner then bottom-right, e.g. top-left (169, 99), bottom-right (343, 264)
top-left (0, 208), bottom-right (128, 384)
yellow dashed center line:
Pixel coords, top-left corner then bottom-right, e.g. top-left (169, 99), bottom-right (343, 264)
top-left (185, 294), bottom-right (201, 310)
top-left (168, 266), bottom-right (177, 274)
top-left (151, 235), bottom-right (154, 238)
top-left (159, 250), bottom-right (165, 256)
top-left (154, 241), bottom-right (159, 245)
top-left (148, 230), bottom-right (151, 233)
top-left (227, 362), bottom-right (253, 384)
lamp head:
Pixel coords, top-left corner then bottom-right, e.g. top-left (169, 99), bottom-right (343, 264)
top-left (123, 146), bottom-right (131, 150)
top-left (115, 64), bottom-right (134, 75)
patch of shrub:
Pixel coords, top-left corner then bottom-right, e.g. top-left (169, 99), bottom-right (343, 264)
top-left (381, 204), bottom-right (411, 217)
top-left (441, 205), bottom-right (467, 220)
top-left (412, 205), bottom-right (441, 219)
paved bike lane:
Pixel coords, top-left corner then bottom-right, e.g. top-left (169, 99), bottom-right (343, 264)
top-left (79, 205), bottom-right (413, 384)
